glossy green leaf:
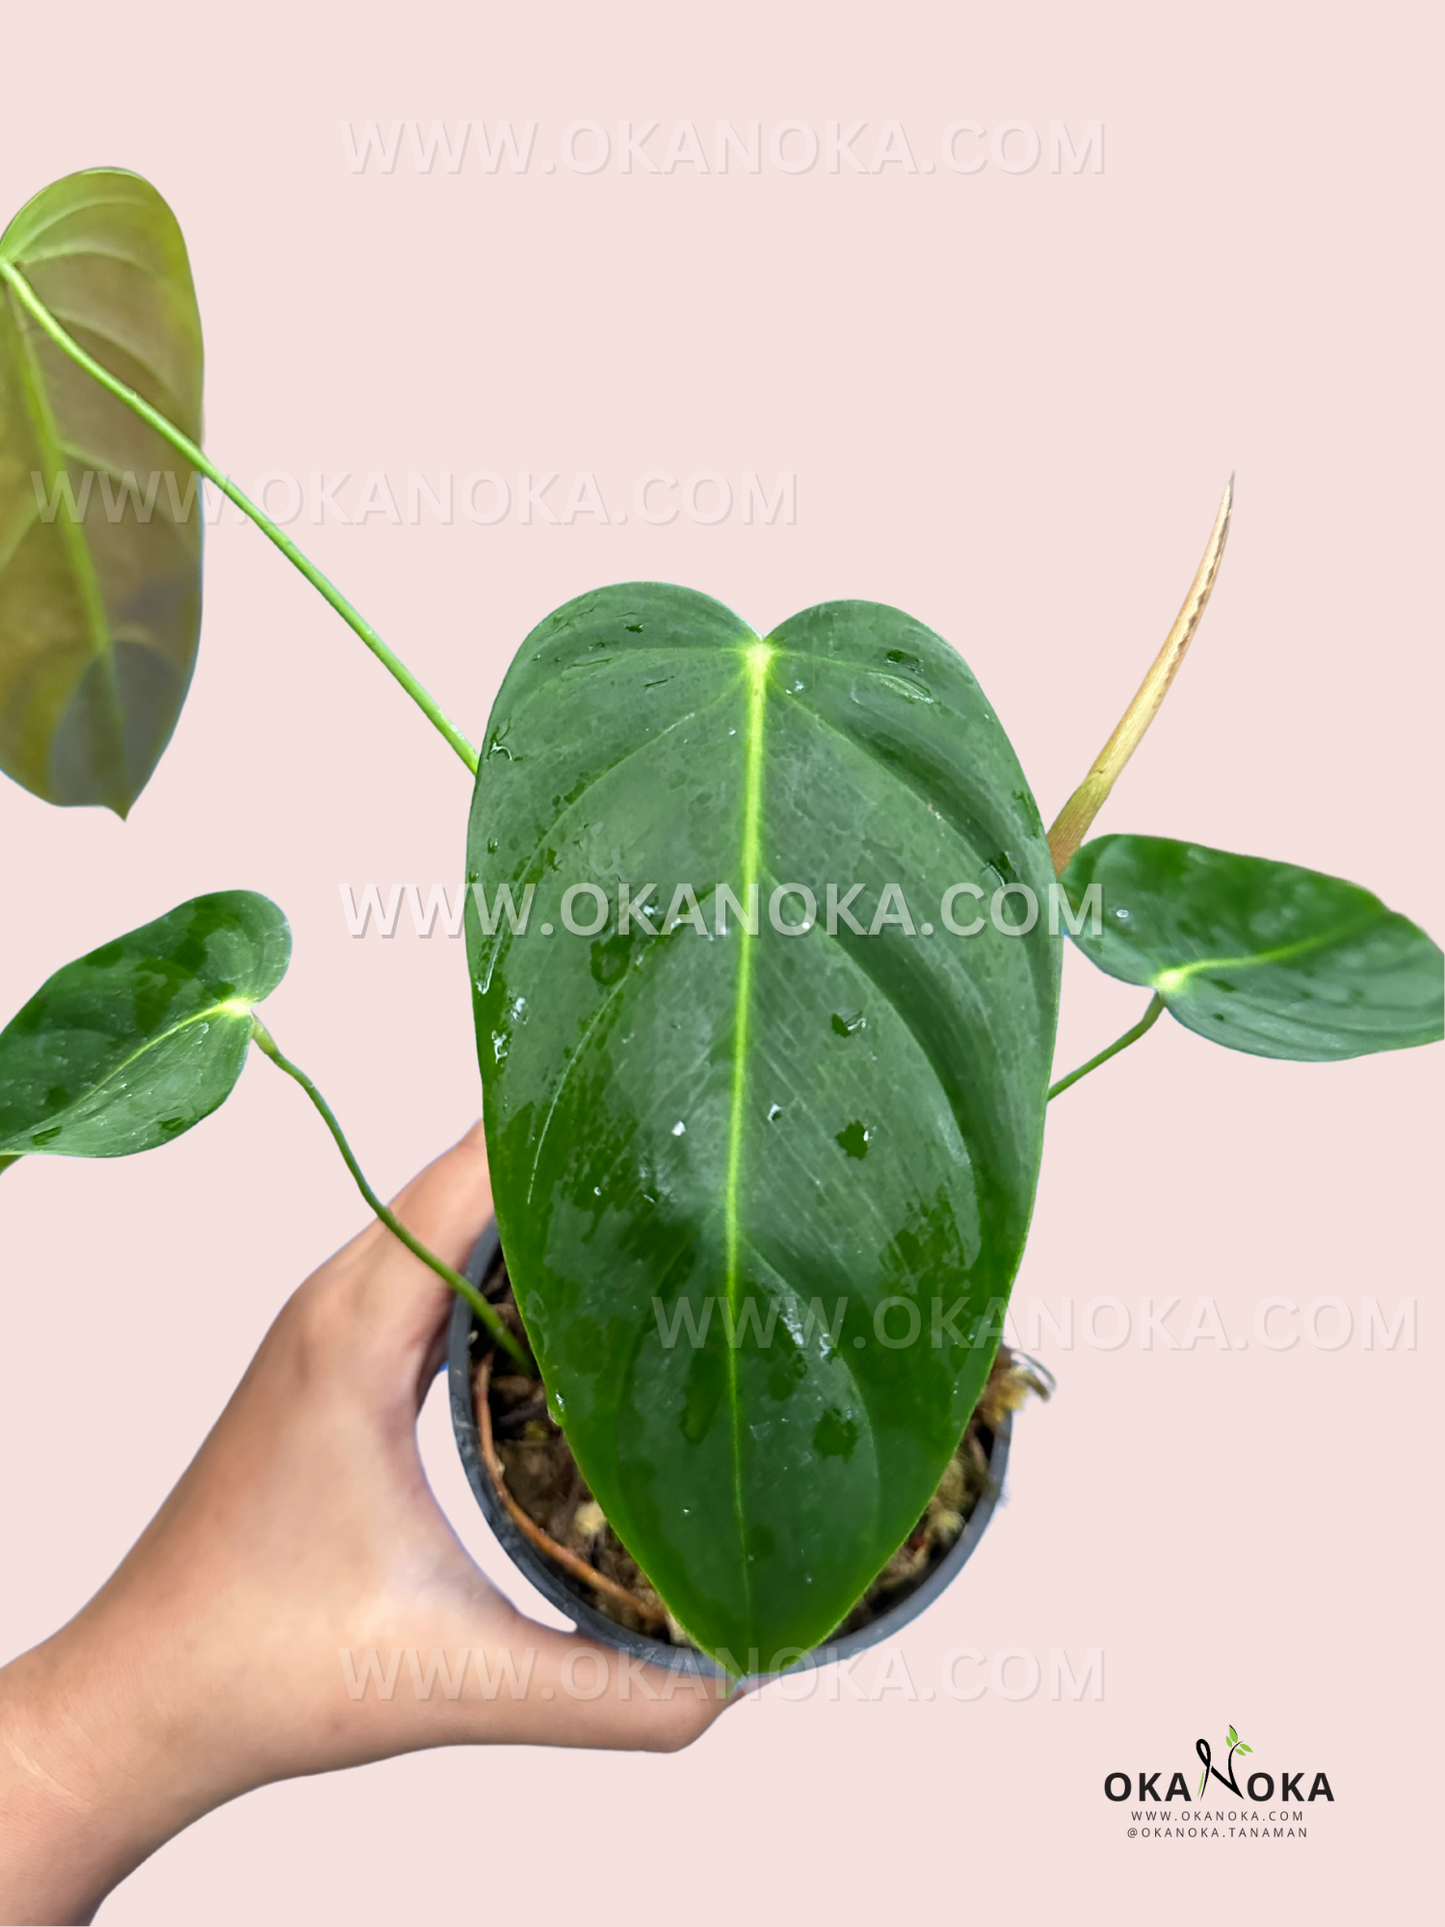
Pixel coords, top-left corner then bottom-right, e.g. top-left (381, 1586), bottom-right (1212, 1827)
top-left (0, 169), bottom-right (204, 815)
top-left (0, 892), bottom-right (288, 1159)
top-left (1062, 834), bottom-right (1443, 1060)
top-left (467, 583), bottom-right (1060, 1665)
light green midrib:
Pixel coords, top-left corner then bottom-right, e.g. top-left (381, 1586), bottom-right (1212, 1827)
top-left (4, 280), bottom-right (120, 711)
top-left (1152, 910), bottom-right (1382, 993)
top-left (1, 272), bottom-right (132, 809)
top-left (0, 996), bottom-right (255, 1150)
top-left (722, 640), bottom-right (773, 1626)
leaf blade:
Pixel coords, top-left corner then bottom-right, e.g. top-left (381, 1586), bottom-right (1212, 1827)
top-left (0, 169), bottom-right (204, 814)
top-left (0, 891), bottom-right (289, 1158)
top-left (467, 584), bottom-right (1060, 1663)
top-left (1062, 834), bottom-right (1443, 1060)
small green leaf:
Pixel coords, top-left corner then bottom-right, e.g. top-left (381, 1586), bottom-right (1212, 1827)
top-left (0, 169), bottom-right (204, 815)
top-left (1236, 1743), bottom-right (1253, 1755)
top-left (1062, 835), bottom-right (1443, 1060)
top-left (0, 892), bottom-right (288, 1159)
top-left (1227, 1725), bottom-right (1238, 1745)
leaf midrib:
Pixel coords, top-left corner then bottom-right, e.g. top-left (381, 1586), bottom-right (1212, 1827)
top-left (1, 274), bottom-right (124, 795)
top-left (1152, 909), bottom-right (1383, 994)
top-left (0, 996), bottom-right (254, 1151)
top-left (721, 641), bottom-right (773, 1629)
top-left (6, 291), bottom-right (110, 655)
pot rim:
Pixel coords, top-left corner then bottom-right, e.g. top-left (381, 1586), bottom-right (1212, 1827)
top-left (447, 1223), bottom-right (1012, 1680)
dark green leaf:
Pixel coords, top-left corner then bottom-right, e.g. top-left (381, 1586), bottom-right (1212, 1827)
top-left (0, 892), bottom-right (288, 1159)
top-left (1062, 835), bottom-right (1443, 1061)
top-left (468, 584), bottom-right (1060, 1665)
top-left (0, 169), bottom-right (204, 815)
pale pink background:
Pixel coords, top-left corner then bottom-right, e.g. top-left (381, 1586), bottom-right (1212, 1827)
top-left (1, 2), bottom-right (1440, 1920)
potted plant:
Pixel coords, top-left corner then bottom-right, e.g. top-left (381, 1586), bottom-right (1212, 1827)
top-left (1, 169), bottom-right (1439, 1678)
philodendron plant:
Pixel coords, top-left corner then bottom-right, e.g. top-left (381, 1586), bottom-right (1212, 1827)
top-left (1, 170), bottom-right (1440, 1666)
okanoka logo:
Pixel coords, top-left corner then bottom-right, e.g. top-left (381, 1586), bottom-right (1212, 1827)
top-left (1104, 1723), bottom-right (1335, 1837)
top-left (1196, 1723), bottom-right (1255, 1798)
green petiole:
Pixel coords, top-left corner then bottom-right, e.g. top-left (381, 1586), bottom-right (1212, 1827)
top-left (0, 259), bottom-right (479, 776)
top-left (248, 1017), bottom-right (528, 1370)
top-left (1047, 992), bottom-right (1166, 1102)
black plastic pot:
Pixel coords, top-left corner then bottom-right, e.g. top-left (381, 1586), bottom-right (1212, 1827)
top-left (448, 1223), bottom-right (1011, 1678)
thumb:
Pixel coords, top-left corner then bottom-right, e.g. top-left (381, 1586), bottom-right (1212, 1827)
top-left (461, 1611), bottom-right (745, 1753)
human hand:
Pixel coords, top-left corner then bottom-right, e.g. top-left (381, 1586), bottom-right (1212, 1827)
top-left (0, 1125), bottom-right (733, 1924)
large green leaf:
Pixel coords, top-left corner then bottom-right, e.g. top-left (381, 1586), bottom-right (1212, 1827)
top-left (0, 169), bottom-right (204, 815)
top-left (0, 892), bottom-right (289, 1159)
top-left (1062, 834), bottom-right (1443, 1059)
top-left (467, 583), bottom-right (1060, 1665)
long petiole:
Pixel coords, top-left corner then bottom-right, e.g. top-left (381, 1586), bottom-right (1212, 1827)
top-left (248, 1017), bottom-right (528, 1369)
top-left (1047, 993), bottom-right (1166, 1102)
top-left (0, 260), bottom-right (479, 776)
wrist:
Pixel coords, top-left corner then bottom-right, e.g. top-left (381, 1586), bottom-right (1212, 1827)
top-left (0, 1618), bottom-right (203, 1924)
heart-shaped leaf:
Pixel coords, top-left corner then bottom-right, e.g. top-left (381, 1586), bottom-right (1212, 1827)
top-left (467, 584), bottom-right (1060, 1665)
top-left (0, 169), bottom-right (204, 815)
top-left (0, 891), bottom-right (289, 1159)
top-left (1062, 835), bottom-right (1443, 1060)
